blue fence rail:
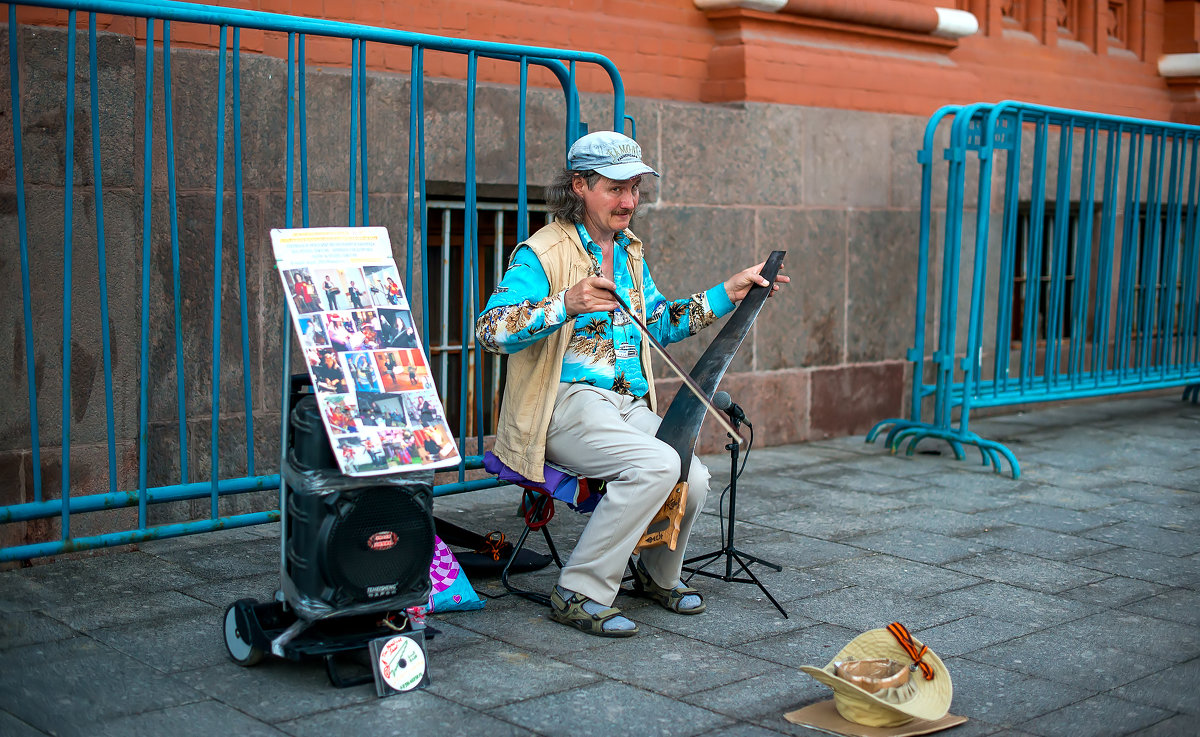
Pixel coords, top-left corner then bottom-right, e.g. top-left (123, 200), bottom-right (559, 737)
top-left (869, 101), bottom-right (1200, 478)
top-left (1, 0), bottom-right (629, 561)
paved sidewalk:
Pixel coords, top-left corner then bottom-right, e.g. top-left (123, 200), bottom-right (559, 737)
top-left (1, 395), bottom-right (1197, 737)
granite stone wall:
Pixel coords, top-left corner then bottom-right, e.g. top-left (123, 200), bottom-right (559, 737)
top-left (2, 25), bottom-right (921, 549)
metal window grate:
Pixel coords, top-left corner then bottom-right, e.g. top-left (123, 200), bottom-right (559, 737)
top-left (424, 199), bottom-right (551, 434)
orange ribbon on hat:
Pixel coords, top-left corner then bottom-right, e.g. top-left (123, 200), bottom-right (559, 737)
top-left (887, 622), bottom-right (935, 681)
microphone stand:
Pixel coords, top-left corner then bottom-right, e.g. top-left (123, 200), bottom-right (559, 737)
top-left (682, 409), bottom-right (787, 618)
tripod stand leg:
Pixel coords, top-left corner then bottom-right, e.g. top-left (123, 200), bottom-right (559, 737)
top-left (731, 551), bottom-right (788, 618)
top-left (730, 547), bottom-right (782, 573)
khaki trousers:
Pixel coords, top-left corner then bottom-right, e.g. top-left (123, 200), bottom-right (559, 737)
top-left (544, 384), bottom-right (710, 606)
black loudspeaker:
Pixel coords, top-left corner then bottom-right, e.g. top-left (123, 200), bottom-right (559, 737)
top-left (285, 394), bottom-right (435, 614)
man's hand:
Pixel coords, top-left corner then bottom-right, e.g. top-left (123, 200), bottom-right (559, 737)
top-left (724, 261), bottom-right (790, 303)
top-left (565, 275), bottom-right (620, 316)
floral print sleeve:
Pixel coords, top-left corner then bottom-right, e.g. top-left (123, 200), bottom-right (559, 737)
top-left (476, 246), bottom-right (571, 354)
top-left (641, 261), bottom-right (735, 347)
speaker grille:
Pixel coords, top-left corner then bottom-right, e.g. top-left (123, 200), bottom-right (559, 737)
top-left (324, 488), bottom-right (435, 599)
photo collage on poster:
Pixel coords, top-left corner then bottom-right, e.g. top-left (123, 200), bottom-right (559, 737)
top-left (273, 227), bottom-right (461, 476)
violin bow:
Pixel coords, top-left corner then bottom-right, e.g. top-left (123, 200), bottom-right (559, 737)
top-left (609, 290), bottom-right (746, 445)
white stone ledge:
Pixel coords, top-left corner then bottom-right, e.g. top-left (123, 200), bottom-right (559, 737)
top-left (1159, 53), bottom-right (1200, 78)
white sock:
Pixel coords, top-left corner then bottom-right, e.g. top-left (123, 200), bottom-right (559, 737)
top-left (556, 586), bottom-right (636, 632)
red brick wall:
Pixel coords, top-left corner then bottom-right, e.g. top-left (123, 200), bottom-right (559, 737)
top-left (7, 0), bottom-right (1187, 120)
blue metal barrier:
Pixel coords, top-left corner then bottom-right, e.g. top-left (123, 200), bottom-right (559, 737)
top-left (2, 0), bottom-right (629, 561)
top-left (869, 101), bottom-right (1200, 478)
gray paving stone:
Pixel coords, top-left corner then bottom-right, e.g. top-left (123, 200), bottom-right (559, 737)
top-left (1121, 588), bottom-right (1200, 627)
top-left (424, 640), bottom-right (600, 710)
top-left (964, 628), bottom-right (1163, 691)
top-left (695, 723), bottom-right (795, 737)
top-left (868, 506), bottom-right (1005, 536)
top-left (51, 590), bottom-right (216, 631)
top-left (1091, 480), bottom-right (1200, 506)
top-left (925, 582), bottom-right (1099, 627)
top-left (12, 551), bottom-right (207, 604)
top-left (1058, 577), bottom-right (1169, 608)
top-left (0, 610), bottom-right (77, 650)
top-left (808, 552), bottom-right (983, 595)
top-left (799, 486), bottom-right (916, 514)
top-left (913, 466), bottom-right (1045, 496)
top-left (793, 466), bottom-right (926, 495)
top-left (182, 573), bottom-right (280, 608)
top-left (1082, 521), bottom-right (1200, 557)
top-left (965, 525), bottom-right (1118, 561)
top-left (558, 629), bottom-right (777, 697)
top-left (282, 691), bottom-right (528, 737)
top-left (0, 710), bottom-right (50, 737)
top-left (448, 596), bottom-right (656, 656)
top-left (1007, 485), bottom-right (1122, 511)
top-left (680, 664), bottom-right (826, 722)
top-left (1099, 464), bottom-right (1200, 491)
top-left (1010, 463), bottom-right (1126, 491)
top-left (177, 658), bottom-right (377, 723)
top-left (89, 611), bottom-right (230, 673)
top-left (1018, 694), bottom-right (1173, 737)
top-left (685, 563), bottom-right (847, 608)
top-left (1076, 547), bottom-right (1200, 587)
top-left (909, 615), bottom-right (1038, 657)
top-left (701, 476), bottom-right (829, 518)
top-left (1059, 611), bottom-right (1200, 663)
top-left (151, 538), bottom-right (293, 580)
top-left (990, 503), bottom-right (1114, 534)
top-left (788, 585), bottom-right (968, 632)
top-left (945, 550), bottom-right (1109, 594)
top-left (627, 590), bottom-right (812, 646)
top-left (1112, 659), bottom-right (1200, 716)
top-left (1129, 714), bottom-right (1200, 737)
top-left (943, 657), bottom-right (1091, 728)
top-left (0, 637), bottom-right (205, 737)
top-left (92, 700), bottom-right (290, 737)
top-left (734, 529), bottom-right (865, 567)
top-left (842, 528), bottom-right (996, 565)
top-left (1011, 447), bottom-right (1122, 474)
top-left (489, 680), bottom-right (731, 737)
top-left (744, 505), bottom-right (895, 541)
top-left (1095, 501), bottom-right (1197, 530)
top-left (421, 616), bottom-right (491, 656)
top-left (0, 574), bottom-right (60, 613)
top-left (891, 485), bottom-right (1022, 514)
top-left (731, 622), bottom-right (860, 669)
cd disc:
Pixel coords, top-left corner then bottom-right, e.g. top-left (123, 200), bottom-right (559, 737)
top-left (376, 635), bottom-right (427, 692)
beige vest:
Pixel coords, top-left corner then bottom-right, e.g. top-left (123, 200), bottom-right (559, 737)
top-left (489, 219), bottom-right (657, 482)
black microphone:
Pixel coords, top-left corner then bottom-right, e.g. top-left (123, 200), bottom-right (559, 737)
top-left (712, 391), bottom-right (750, 428)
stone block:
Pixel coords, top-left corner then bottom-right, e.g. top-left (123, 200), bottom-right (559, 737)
top-left (846, 209), bottom-right (921, 362)
top-left (658, 101), bottom-right (803, 207)
top-left (634, 204), bottom-right (758, 377)
top-left (809, 362), bottom-right (905, 439)
top-left (756, 208), bottom-right (847, 369)
top-left (802, 107), bottom-right (893, 208)
top-left (15, 26), bottom-right (135, 190)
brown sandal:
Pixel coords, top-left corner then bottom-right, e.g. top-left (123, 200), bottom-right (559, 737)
top-left (632, 561), bottom-right (706, 614)
top-left (549, 588), bottom-right (639, 637)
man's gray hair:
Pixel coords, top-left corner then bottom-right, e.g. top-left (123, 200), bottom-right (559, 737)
top-left (546, 169), bottom-right (600, 223)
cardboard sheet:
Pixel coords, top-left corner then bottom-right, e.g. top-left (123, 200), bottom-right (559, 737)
top-left (783, 700), bottom-right (967, 737)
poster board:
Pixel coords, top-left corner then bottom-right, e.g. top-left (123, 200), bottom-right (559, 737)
top-left (272, 226), bottom-right (461, 476)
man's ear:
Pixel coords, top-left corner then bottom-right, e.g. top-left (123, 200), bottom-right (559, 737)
top-left (571, 175), bottom-right (587, 196)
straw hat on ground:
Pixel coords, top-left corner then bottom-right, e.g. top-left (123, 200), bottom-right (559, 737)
top-left (799, 625), bottom-right (953, 727)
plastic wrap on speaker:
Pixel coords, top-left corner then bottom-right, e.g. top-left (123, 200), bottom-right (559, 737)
top-left (281, 453), bottom-right (436, 621)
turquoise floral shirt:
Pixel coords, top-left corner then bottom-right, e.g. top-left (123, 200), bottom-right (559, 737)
top-left (476, 224), bottom-right (735, 398)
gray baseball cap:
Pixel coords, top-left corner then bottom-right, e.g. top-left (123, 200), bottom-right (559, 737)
top-left (567, 131), bottom-right (659, 180)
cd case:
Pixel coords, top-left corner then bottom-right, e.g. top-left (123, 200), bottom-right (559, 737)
top-left (368, 630), bottom-right (430, 697)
